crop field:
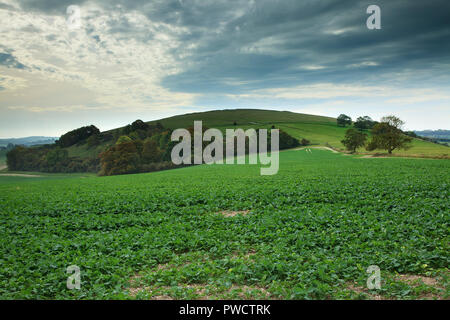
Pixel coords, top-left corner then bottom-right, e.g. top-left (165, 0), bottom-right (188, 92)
top-left (0, 149), bottom-right (448, 299)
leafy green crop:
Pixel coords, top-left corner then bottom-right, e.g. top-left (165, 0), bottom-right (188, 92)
top-left (0, 149), bottom-right (448, 299)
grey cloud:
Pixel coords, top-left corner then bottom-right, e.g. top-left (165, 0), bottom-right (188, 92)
top-left (0, 3), bottom-right (17, 10)
top-left (13, 0), bottom-right (450, 94)
top-left (45, 34), bottom-right (57, 41)
top-left (17, 0), bottom-right (86, 13)
top-left (0, 52), bottom-right (27, 69)
top-left (158, 0), bottom-right (450, 93)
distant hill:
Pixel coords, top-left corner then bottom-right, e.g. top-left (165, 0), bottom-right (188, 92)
top-left (414, 129), bottom-right (450, 147)
top-left (415, 130), bottom-right (450, 140)
top-left (0, 136), bottom-right (57, 147)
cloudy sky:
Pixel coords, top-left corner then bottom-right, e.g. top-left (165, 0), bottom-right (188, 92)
top-left (0, 0), bottom-right (449, 137)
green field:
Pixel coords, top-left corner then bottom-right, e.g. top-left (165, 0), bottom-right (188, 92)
top-left (1, 149), bottom-right (448, 299)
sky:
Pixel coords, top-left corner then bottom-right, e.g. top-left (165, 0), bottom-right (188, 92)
top-left (0, 0), bottom-right (449, 138)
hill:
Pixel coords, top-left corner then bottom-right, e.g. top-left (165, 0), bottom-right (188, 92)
top-left (0, 136), bottom-right (57, 147)
top-left (94, 109), bottom-right (448, 159)
top-left (415, 129), bottom-right (450, 139)
top-left (5, 109), bottom-right (449, 174)
top-left (147, 109), bottom-right (449, 157)
top-left (69, 109), bottom-right (338, 160)
top-left (415, 130), bottom-right (450, 146)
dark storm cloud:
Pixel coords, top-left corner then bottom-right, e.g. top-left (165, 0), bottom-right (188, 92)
top-left (15, 0), bottom-right (450, 93)
top-left (160, 0), bottom-right (450, 93)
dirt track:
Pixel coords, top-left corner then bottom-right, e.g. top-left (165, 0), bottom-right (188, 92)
top-left (0, 173), bottom-right (42, 177)
top-left (294, 146), bottom-right (339, 153)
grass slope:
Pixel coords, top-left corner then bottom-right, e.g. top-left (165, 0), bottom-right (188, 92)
top-left (146, 109), bottom-right (448, 157)
top-left (0, 149), bottom-right (448, 299)
top-left (147, 109), bottom-right (335, 129)
top-left (23, 109), bottom-right (450, 161)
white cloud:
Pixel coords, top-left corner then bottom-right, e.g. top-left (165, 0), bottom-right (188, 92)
top-left (0, 72), bottom-right (28, 90)
top-left (0, 2), bottom-right (197, 113)
top-left (226, 83), bottom-right (450, 103)
top-left (347, 61), bottom-right (379, 68)
top-left (299, 65), bottom-right (326, 70)
top-left (324, 27), bottom-right (357, 35)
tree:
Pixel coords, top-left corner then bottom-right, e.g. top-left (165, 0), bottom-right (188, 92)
top-left (128, 131), bottom-right (141, 140)
top-left (366, 116), bottom-right (413, 154)
top-left (45, 148), bottom-right (68, 167)
top-left (122, 124), bottom-right (132, 135)
top-left (337, 114), bottom-right (352, 127)
top-left (278, 130), bottom-right (300, 149)
top-left (301, 138), bottom-right (310, 146)
top-left (116, 135), bottom-right (132, 145)
top-left (341, 128), bottom-right (367, 153)
top-left (380, 115), bottom-right (404, 129)
top-left (58, 125), bottom-right (100, 147)
top-left (354, 116), bottom-right (376, 131)
top-left (156, 122), bottom-right (164, 130)
top-left (99, 141), bottom-right (141, 176)
top-left (87, 134), bottom-right (100, 148)
top-left (6, 146), bottom-right (25, 171)
top-left (131, 119), bottom-right (149, 132)
top-left (142, 138), bottom-right (161, 163)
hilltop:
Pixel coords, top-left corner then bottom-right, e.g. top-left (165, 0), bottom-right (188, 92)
top-left (113, 109), bottom-right (448, 157)
top-left (68, 109), bottom-right (339, 161)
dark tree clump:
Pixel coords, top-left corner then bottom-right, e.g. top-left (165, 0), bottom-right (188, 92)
top-left (337, 114), bottom-right (352, 127)
top-left (58, 125), bottom-right (100, 147)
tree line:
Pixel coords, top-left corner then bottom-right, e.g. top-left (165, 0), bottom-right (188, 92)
top-left (338, 114), bottom-right (413, 154)
top-left (6, 120), bottom-right (306, 176)
top-left (99, 122), bottom-right (305, 176)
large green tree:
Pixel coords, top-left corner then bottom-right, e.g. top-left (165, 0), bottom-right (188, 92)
top-left (341, 128), bottom-right (367, 153)
top-left (366, 116), bottom-right (413, 154)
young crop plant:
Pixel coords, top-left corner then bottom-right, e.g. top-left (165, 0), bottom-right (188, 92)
top-left (0, 149), bottom-right (448, 300)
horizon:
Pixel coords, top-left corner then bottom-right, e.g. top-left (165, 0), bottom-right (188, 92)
top-left (0, 107), bottom-right (449, 140)
top-left (1, 1), bottom-right (449, 137)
